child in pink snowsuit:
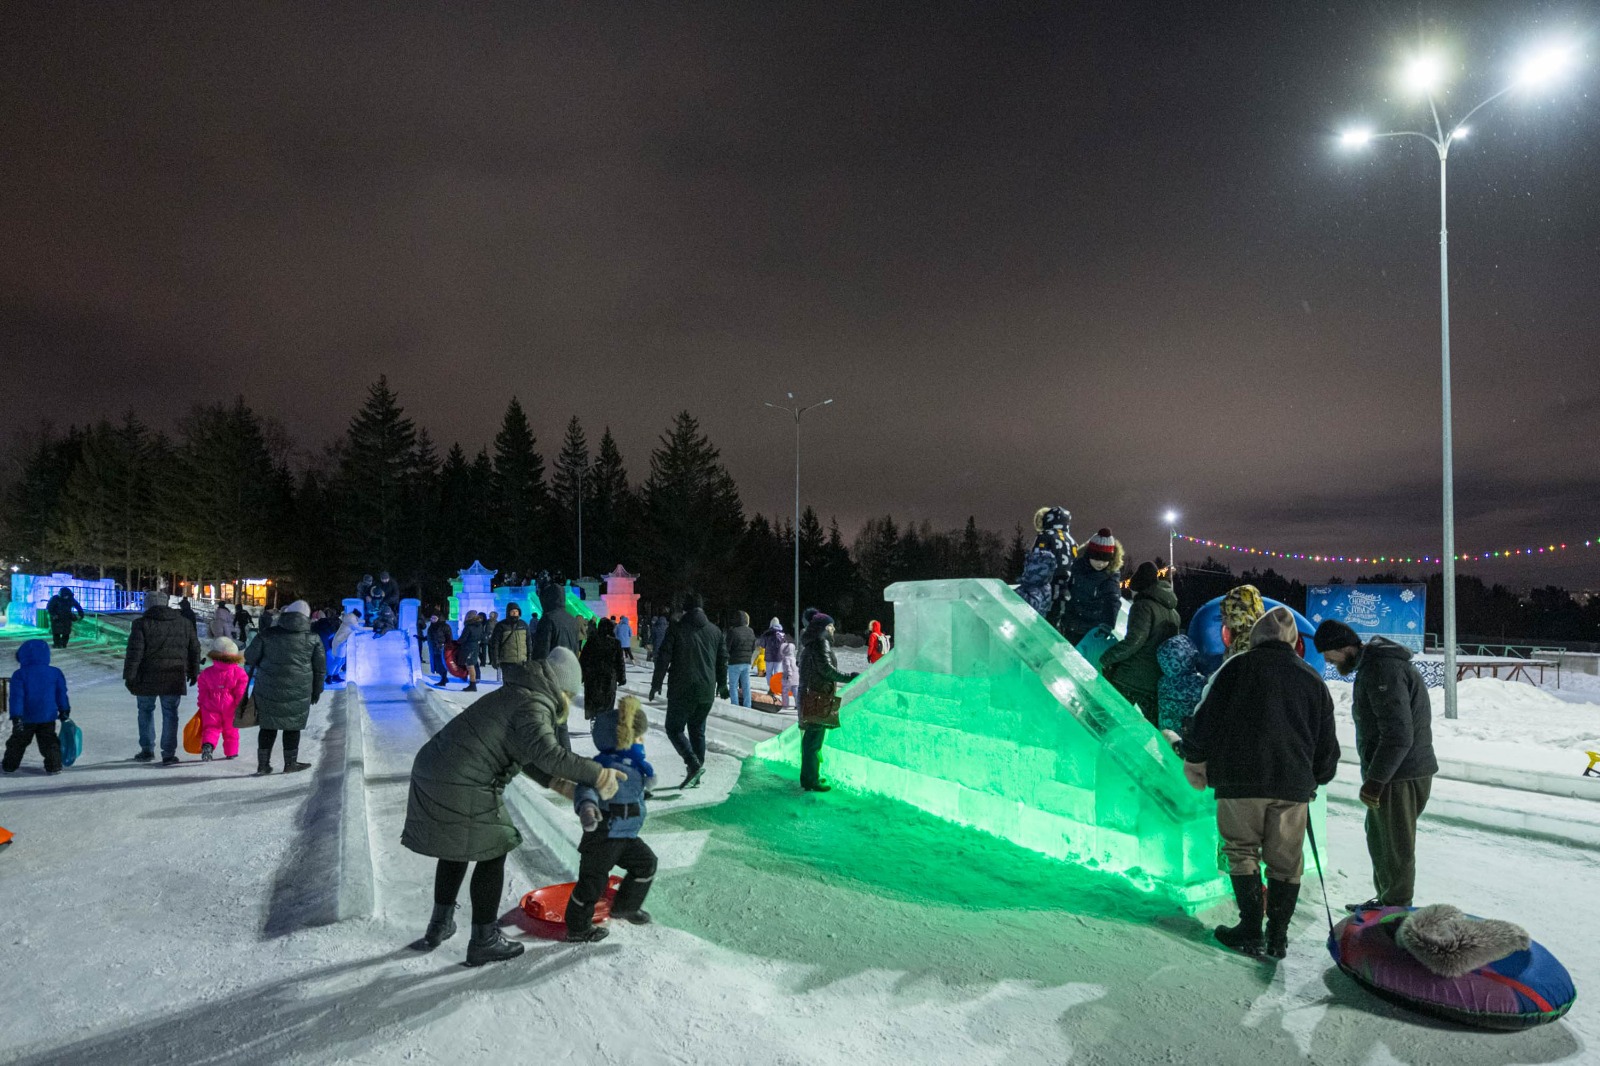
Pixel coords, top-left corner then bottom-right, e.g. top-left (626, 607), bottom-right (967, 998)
top-left (197, 637), bottom-right (250, 760)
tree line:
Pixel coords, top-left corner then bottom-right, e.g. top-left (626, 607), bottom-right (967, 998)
top-left (0, 378), bottom-right (1026, 632)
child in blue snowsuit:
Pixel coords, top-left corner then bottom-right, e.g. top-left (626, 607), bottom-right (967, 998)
top-left (567, 695), bottom-right (658, 942)
top-left (1156, 635), bottom-right (1206, 746)
top-left (5, 639), bottom-right (71, 774)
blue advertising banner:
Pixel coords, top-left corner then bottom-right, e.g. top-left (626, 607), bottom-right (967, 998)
top-left (1306, 584), bottom-right (1427, 662)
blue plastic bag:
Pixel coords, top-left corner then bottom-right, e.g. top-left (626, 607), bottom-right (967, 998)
top-left (60, 720), bottom-right (83, 767)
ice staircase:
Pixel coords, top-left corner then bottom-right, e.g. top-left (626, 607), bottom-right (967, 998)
top-left (756, 579), bottom-right (1321, 911)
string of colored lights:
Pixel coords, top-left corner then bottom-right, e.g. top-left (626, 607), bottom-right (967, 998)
top-left (1175, 532), bottom-right (1598, 567)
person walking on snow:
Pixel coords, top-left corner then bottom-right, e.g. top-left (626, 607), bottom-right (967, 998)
top-left (777, 633), bottom-right (800, 710)
top-left (489, 603), bottom-right (530, 673)
top-left (208, 602), bottom-right (234, 642)
top-left (615, 615), bottom-right (635, 663)
top-left (1314, 620), bottom-right (1437, 910)
top-left (758, 618), bottom-right (785, 675)
top-left (529, 583), bottom-right (580, 661)
top-left (797, 611), bottom-right (859, 792)
top-left (244, 600), bottom-right (324, 776)
top-left (579, 617), bottom-right (627, 721)
top-left (1055, 529), bottom-right (1124, 645)
top-left (1183, 607), bottom-right (1340, 959)
top-left (46, 588), bottom-right (85, 649)
top-left (866, 620), bottom-right (891, 665)
top-left (426, 613), bottom-right (454, 687)
top-left (196, 637), bottom-right (249, 761)
top-left (124, 597), bottom-right (203, 765)
top-left (649, 608), bottom-right (670, 662)
top-left (649, 592), bottom-right (727, 789)
top-left (567, 696), bottom-right (658, 942)
top-left (4, 639), bottom-right (70, 774)
top-left (1100, 562), bottom-right (1180, 726)
top-left (403, 649), bottom-right (622, 965)
top-left (456, 611), bottom-right (488, 692)
top-left (724, 611), bottom-right (756, 709)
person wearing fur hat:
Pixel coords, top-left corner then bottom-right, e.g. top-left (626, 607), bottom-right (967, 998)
top-left (403, 648), bottom-right (623, 965)
top-left (1183, 607), bottom-right (1340, 959)
top-left (196, 638), bottom-right (250, 761)
top-left (1015, 507), bottom-right (1075, 620)
top-left (1056, 528), bottom-right (1125, 645)
top-left (566, 695), bottom-right (658, 942)
top-left (244, 599), bottom-right (325, 776)
top-left (1100, 562), bottom-right (1180, 726)
top-left (797, 610), bottom-right (859, 792)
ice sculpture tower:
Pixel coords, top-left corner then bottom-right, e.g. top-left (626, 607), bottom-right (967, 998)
top-left (755, 579), bottom-right (1320, 911)
top-left (449, 561), bottom-right (498, 632)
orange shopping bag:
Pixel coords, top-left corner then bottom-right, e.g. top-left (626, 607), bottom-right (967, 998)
top-left (182, 710), bottom-right (204, 755)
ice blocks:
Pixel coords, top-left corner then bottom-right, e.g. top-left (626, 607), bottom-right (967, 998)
top-left (754, 579), bottom-right (1327, 912)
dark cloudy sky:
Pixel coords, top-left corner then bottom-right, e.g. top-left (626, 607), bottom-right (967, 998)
top-left (4, 2), bottom-right (1598, 586)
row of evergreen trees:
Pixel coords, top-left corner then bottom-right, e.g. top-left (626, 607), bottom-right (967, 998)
top-left (1, 378), bottom-right (1026, 631)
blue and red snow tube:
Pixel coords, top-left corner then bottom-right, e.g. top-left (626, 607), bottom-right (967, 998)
top-left (1329, 907), bottom-right (1575, 1030)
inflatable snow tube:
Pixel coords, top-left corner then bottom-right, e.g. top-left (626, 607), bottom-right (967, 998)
top-left (1329, 907), bottom-right (1575, 1030)
top-left (442, 642), bottom-right (469, 679)
top-left (1188, 596), bottom-right (1325, 676)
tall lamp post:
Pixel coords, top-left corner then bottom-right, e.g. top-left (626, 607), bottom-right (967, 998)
top-left (575, 460), bottom-right (589, 579)
top-left (1339, 42), bottom-right (1576, 720)
top-left (763, 394), bottom-right (834, 639)
top-left (1163, 510), bottom-right (1178, 589)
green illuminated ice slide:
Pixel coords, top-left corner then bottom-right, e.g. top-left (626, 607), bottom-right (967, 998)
top-left (755, 579), bottom-right (1325, 912)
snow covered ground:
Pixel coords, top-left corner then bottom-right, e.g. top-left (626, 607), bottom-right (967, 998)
top-left (1, 631), bottom-right (1595, 1064)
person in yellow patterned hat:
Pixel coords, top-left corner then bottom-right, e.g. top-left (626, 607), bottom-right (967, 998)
top-left (1220, 585), bottom-right (1266, 662)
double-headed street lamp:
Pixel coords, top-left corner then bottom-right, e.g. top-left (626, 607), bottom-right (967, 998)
top-left (1339, 41), bottom-right (1577, 720)
top-left (763, 394), bottom-right (834, 640)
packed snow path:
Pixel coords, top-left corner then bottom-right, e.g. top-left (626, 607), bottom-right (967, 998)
top-left (1, 631), bottom-right (1594, 1064)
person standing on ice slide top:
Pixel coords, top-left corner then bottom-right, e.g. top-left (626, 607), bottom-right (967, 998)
top-left (403, 648), bottom-right (623, 966)
top-left (1014, 507), bottom-right (1074, 622)
top-left (1183, 606), bottom-right (1340, 960)
top-left (797, 611), bottom-right (859, 793)
top-left (649, 591), bottom-right (728, 790)
top-left (1314, 620), bottom-right (1437, 911)
top-left (1055, 528), bottom-right (1124, 645)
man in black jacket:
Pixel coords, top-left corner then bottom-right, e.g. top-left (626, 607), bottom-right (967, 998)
top-left (529, 583), bottom-right (580, 662)
top-left (1185, 607), bottom-right (1340, 958)
top-left (723, 611), bottom-right (757, 709)
top-left (1315, 621), bottom-right (1438, 909)
top-left (649, 592), bottom-right (728, 788)
top-left (123, 602), bottom-right (203, 765)
top-left (47, 588), bottom-right (85, 648)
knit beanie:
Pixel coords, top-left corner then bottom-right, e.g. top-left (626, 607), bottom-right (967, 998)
top-left (209, 636), bottom-right (240, 658)
top-left (1130, 561), bottom-right (1160, 592)
top-left (1251, 606), bottom-right (1299, 647)
top-left (284, 600), bottom-right (311, 617)
top-left (1084, 529), bottom-right (1118, 560)
top-left (545, 646), bottom-right (582, 696)
top-left (1221, 585), bottom-right (1265, 631)
top-left (1313, 619), bottom-right (1363, 654)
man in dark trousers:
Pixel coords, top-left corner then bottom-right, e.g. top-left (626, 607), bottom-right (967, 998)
top-left (1184, 607), bottom-right (1340, 959)
top-left (649, 592), bottom-right (728, 789)
top-left (47, 588), bottom-right (85, 649)
top-left (1314, 620), bottom-right (1438, 910)
top-left (529, 583), bottom-right (581, 661)
top-left (123, 598), bottom-right (203, 765)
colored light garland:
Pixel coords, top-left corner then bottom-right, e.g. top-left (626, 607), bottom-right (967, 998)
top-left (1176, 532), bottom-right (1598, 567)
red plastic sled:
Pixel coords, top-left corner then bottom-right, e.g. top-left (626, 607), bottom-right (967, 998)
top-left (0, 825), bottom-right (13, 849)
top-left (520, 876), bottom-right (621, 939)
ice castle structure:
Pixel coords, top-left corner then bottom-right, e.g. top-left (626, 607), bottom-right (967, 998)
top-left (755, 579), bottom-right (1325, 911)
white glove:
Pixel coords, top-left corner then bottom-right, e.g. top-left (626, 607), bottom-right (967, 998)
top-left (594, 767), bottom-right (623, 800)
top-left (550, 778), bottom-right (577, 800)
top-left (578, 802), bottom-right (601, 832)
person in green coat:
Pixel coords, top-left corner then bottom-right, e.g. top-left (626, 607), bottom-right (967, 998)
top-left (244, 600), bottom-right (325, 776)
top-left (403, 647), bottom-right (622, 966)
top-left (1101, 562), bottom-right (1181, 727)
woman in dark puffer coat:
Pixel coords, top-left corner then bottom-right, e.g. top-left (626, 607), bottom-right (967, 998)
top-left (244, 600), bottom-right (325, 776)
top-left (1100, 562), bottom-right (1181, 726)
top-left (402, 648), bottom-right (621, 966)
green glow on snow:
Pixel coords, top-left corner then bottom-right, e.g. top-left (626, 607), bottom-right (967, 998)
top-left (754, 579), bottom-right (1326, 913)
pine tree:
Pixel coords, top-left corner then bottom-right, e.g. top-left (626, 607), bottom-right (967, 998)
top-left (46, 421), bottom-right (119, 577)
top-left (639, 411), bottom-right (745, 603)
top-left (179, 399), bottom-right (287, 588)
top-left (1005, 524), bottom-right (1029, 580)
top-left (490, 398), bottom-right (548, 574)
top-left (959, 516), bottom-right (985, 576)
top-left (335, 377), bottom-right (419, 571)
top-left (466, 448), bottom-right (496, 569)
top-left (587, 428), bottom-right (635, 574)
top-left (550, 416), bottom-right (591, 577)
top-left (798, 505), bottom-right (826, 607)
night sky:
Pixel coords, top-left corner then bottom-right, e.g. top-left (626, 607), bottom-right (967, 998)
top-left (4, 2), bottom-right (1597, 586)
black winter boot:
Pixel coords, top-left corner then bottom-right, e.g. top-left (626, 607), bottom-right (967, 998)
top-left (565, 924), bottom-right (610, 943)
top-left (413, 903), bottom-right (458, 950)
top-left (1264, 879), bottom-right (1301, 960)
top-left (610, 909), bottom-right (652, 925)
top-left (255, 751), bottom-right (274, 776)
top-left (1214, 874), bottom-right (1265, 956)
top-left (282, 739), bottom-right (311, 774)
top-left (465, 923), bottom-right (525, 966)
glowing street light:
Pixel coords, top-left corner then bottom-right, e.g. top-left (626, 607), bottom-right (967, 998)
top-left (1163, 511), bottom-right (1178, 587)
top-left (1336, 38), bottom-right (1581, 720)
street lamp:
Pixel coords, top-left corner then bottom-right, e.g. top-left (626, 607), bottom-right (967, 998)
top-left (762, 393), bottom-right (834, 639)
top-left (575, 460), bottom-right (589, 579)
top-left (1163, 510), bottom-right (1179, 586)
top-left (1338, 40), bottom-right (1579, 720)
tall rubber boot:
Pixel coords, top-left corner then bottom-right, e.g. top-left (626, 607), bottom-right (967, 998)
top-left (1214, 873), bottom-right (1265, 956)
top-left (1264, 878), bottom-right (1301, 960)
top-left (465, 923), bottom-right (525, 965)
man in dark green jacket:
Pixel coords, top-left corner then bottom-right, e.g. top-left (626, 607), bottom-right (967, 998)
top-left (648, 592), bottom-right (728, 788)
top-left (1314, 621), bottom-right (1438, 909)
